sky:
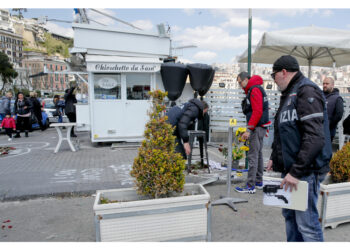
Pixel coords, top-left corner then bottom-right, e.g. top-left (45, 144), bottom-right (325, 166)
top-left (4, 1), bottom-right (350, 65)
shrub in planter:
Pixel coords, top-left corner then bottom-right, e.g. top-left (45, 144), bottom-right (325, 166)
top-left (330, 141), bottom-right (350, 183)
top-left (130, 90), bottom-right (186, 198)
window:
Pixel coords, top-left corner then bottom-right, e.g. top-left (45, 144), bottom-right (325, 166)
top-left (94, 73), bottom-right (121, 100)
top-left (126, 73), bottom-right (151, 100)
top-left (55, 74), bottom-right (58, 81)
top-left (55, 65), bottom-right (58, 71)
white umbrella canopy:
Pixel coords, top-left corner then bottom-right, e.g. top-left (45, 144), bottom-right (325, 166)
top-left (238, 26), bottom-right (350, 77)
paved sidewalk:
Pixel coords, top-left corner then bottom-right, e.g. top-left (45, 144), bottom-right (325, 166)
top-left (0, 128), bottom-right (349, 242)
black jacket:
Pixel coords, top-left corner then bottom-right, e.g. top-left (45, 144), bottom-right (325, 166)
top-left (64, 87), bottom-right (77, 114)
top-left (30, 97), bottom-right (43, 120)
top-left (14, 97), bottom-right (32, 116)
top-left (324, 88), bottom-right (344, 136)
top-left (270, 71), bottom-right (330, 178)
top-left (177, 99), bottom-right (204, 143)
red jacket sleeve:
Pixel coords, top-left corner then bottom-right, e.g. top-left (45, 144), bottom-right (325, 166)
top-left (247, 87), bottom-right (263, 130)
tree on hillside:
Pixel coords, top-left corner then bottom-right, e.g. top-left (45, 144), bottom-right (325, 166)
top-left (12, 8), bottom-right (27, 19)
top-left (0, 52), bottom-right (18, 94)
top-left (40, 33), bottom-right (72, 58)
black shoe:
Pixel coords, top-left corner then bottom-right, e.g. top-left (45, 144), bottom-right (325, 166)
top-left (14, 133), bottom-right (21, 138)
top-left (71, 134), bottom-right (77, 138)
top-left (25, 131), bottom-right (29, 137)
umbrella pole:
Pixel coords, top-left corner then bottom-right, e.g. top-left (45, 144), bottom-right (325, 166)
top-left (247, 9), bottom-right (252, 76)
top-left (308, 59), bottom-right (312, 79)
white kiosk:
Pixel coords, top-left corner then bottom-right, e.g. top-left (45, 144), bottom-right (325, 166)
top-left (72, 23), bottom-right (193, 142)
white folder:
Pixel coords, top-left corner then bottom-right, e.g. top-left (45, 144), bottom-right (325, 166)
top-left (263, 176), bottom-right (309, 211)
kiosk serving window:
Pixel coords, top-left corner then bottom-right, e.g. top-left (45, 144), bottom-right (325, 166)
top-left (126, 73), bottom-right (151, 100)
top-left (94, 73), bottom-right (121, 100)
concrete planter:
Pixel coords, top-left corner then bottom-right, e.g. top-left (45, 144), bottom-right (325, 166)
top-left (318, 174), bottom-right (350, 229)
top-left (93, 183), bottom-right (211, 241)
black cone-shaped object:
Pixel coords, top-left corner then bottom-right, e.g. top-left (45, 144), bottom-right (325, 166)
top-left (187, 63), bottom-right (215, 97)
top-left (160, 62), bottom-right (188, 101)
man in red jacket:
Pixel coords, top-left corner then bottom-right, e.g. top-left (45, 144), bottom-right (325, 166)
top-left (235, 72), bottom-right (270, 194)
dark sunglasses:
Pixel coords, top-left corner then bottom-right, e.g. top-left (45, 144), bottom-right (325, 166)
top-left (271, 70), bottom-right (281, 80)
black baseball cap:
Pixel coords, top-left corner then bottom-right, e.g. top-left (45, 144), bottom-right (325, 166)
top-left (273, 55), bottom-right (300, 72)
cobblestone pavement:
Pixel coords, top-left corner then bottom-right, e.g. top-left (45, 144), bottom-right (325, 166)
top-left (0, 128), bottom-right (349, 242)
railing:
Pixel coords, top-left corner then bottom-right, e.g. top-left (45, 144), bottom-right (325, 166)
top-left (204, 88), bottom-right (350, 149)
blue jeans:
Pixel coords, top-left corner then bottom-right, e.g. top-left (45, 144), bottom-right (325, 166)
top-left (281, 172), bottom-right (325, 242)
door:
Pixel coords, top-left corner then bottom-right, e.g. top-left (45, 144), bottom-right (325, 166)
top-left (123, 73), bottom-right (152, 137)
top-left (91, 73), bottom-right (124, 140)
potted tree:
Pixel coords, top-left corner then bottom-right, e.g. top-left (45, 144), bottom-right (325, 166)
top-left (318, 141), bottom-right (350, 229)
top-left (93, 90), bottom-right (211, 241)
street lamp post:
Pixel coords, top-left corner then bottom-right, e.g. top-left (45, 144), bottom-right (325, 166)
top-left (248, 9), bottom-right (252, 76)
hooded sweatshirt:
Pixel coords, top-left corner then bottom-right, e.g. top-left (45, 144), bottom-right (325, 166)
top-left (243, 75), bottom-right (264, 130)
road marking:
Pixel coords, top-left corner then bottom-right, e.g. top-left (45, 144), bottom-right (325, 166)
top-left (49, 165), bottom-right (134, 185)
top-left (0, 142), bottom-right (50, 159)
top-left (108, 164), bottom-right (134, 186)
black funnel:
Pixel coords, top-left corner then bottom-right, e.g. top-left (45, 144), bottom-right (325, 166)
top-left (160, 62), bottom-right (188, 101)
top-left (187, 63), bottom-right (215, 97)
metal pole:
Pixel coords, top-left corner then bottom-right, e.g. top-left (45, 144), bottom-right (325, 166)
top-left (308, 59), bottom-right (312, 79)
top-left (247, 9), bottom-right (252, 76)
top-left (245, 8), bottom-right (253, 170)
top-left (227, 127), bottom-right (233, 196)
top-left (211, 126), bottom-right (248, 212)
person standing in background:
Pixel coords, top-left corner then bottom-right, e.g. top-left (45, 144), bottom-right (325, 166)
top-left (64, 85), bottom-right (78, 137)
top-left (322, 76), bottom-right (344, 142)
top-left (14, 92), bottom-right (32, 138)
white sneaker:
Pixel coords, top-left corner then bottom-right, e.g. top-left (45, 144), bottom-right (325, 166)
top-left (8, 138), bottom-right (12, 141)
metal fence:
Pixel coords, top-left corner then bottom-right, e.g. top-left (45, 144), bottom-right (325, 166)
top-left (204, 88), bottom-right (350, 148)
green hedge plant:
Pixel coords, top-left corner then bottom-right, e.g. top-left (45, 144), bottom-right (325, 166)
top-left (330, 142), bottom-right (350, 183)
top-left (130, 90), bottom-right (186, 198)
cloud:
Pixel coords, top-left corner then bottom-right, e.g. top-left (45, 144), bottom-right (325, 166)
top-left (193, 51), bottom-right (217, 61)
top-left (173, 26), bottom-right (265, 51)
top-left (321, 9), bottom-right (334, 17)
top-left (44, 22), bottom-right (74, 38)
top-left (131, 19), bottom-right (153, 31)
top-left (253, 8), bottom-right (333, 18)
top-left (221, 16), bottom-right (271, 29)
top-left (183, 9), bottom-right (196, 16)
top-left (176, 58), bottom-right (194, 64)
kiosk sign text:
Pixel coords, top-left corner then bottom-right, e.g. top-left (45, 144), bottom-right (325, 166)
top-left (89, 63), bottom-right (160, 72)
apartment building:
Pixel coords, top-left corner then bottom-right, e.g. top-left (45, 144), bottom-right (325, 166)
top-left (22, 51), bottom-right (70, 92)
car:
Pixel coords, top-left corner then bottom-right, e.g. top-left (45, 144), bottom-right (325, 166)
top-left (42, 99), bottom-right (69, 124)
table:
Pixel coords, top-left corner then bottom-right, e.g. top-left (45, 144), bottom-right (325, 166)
top-left (50, 123), bottom-right (77, 153)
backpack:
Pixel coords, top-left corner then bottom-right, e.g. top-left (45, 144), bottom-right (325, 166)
top-left (166, 103), bottom-right (190, 126)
